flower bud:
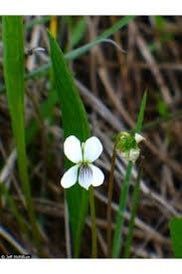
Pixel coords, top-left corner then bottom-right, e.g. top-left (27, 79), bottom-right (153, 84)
top-left (116, 131), bottom-right (145, 163)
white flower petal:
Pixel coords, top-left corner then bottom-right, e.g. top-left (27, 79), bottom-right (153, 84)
top-left (90, 164), bottom-right (104, 187)
top-left (84, 136), bottom-right (103, 162)
top-left (78, 165), bottom-right (93, 190)
top-left (64, 135), bottom-right (82, 163)
top-left (60, 165), bottom-right (79, 188)
top-left (129, 148), bottom-right (140, 163)
top-left (134, 133), bottom-right (145, 144)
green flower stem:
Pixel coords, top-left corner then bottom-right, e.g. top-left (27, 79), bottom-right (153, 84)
top-left (89, 186), bottom-right (98, 258)
top-left (107, 142), bottom-right (117, 257)
top-left (112, 92), bottom-right (147, 258)
top-left (123, 166), bottom-right (142, 257)
top-left (112, 161), bottom-right (133, 257)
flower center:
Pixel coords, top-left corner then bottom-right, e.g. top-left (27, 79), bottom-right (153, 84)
top-left (79, 163), bottom-right (93, 184)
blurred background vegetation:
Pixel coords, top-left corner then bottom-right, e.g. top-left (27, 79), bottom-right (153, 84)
top-left (0, 16), bottom-right (181, 258)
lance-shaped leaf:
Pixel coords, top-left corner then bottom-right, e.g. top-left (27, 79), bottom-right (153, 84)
top-left (48, 32), bottom-right (90, 257)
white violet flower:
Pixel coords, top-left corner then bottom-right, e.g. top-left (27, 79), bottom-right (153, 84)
top-left (60, 135), bottom-right (104, 190)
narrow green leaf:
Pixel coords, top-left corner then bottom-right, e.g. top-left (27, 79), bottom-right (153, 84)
top-left (48, 32), bottom-right (90, 257)
top-left (68, 17), bottom-right (87, 48)
top-left (135, 91), bottom-right (147, 133)
top-left (169, 218), bottom-right (182, 258)
top-left (2, 16), bottom-right (40, 250)
top-left (99, 16), bottom-right (135, 39)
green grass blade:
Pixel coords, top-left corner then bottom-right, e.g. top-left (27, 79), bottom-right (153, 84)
top-left (169, 218), bottom-right (182, 258)
top-left (2, 16), bottom-right (40, 250)
top-left (66, 16), bottom-right (135, 60)
top-left (48, 32), bottom-right (90, 257)
top-left (99, 16), bottom-right (135, 39)
top-left (135, 91), bottom-right (147, 133)
top-left (68, 17), bottom-right (87, 48)
top-left (112, 92), bottom-right (147, 257)
top-left (2, 16), bottom-right (29, 195)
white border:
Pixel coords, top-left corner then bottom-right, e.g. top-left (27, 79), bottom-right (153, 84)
top-left (0, 1), bottom-right (181, 273)
top-left (0, 259), bottom-right (182, 274)
top-left (0, 0), bottom-right (181, 15)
